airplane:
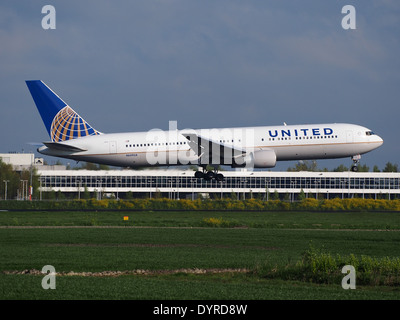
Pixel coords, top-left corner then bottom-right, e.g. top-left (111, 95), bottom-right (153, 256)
top-left (25, 80), bottom-right (384, 181)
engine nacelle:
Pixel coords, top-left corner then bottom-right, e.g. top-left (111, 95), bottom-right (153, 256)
top-left (233, 149), bottom-right (276, 168)
top-left (252, 149), bottom-right (277, 168)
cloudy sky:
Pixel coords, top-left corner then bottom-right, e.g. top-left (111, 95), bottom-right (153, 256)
top-left (0, 1), bottom-right (399, 170)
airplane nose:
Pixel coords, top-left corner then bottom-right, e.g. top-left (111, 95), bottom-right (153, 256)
top-left (377, 135), bottom-right (384, 146)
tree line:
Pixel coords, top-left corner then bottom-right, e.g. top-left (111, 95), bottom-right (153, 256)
top-left (0, 160), bottom-right (39, 200)
top-left (287, 160), bottom-right (398, 173)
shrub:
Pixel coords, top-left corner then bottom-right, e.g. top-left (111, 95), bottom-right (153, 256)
top-left (0, 197), bottom-right (399, 212)
top-left (202, 217), bottom-right (226, 227)
top-left (296, 198), bottom-right (320, 211)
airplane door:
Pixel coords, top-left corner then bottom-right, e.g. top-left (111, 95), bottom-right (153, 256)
top-left (109, 141), bottom-right (117, 154)
top-left (346, 131), bottom-right (354, 143)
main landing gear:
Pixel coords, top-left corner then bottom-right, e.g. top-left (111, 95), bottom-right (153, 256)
top-left (194, 166), bottom-right (224, 182)
top-left (351, 154), bottom-right (361, 172)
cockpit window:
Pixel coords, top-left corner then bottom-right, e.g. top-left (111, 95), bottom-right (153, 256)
top-left (366, 131), bottom-right (375, 136)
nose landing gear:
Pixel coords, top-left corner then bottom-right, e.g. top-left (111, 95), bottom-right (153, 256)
top-left (351, 154), bottom-right (361, 172)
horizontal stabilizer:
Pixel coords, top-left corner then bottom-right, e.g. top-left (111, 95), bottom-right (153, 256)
top-left (27, 142), bottom-right (44, 148)
top-left (43, 141), bottom-right (87, 152)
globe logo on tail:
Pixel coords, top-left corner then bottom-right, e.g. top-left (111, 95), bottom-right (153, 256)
top-left (50, 106), bottom-right (100, 142)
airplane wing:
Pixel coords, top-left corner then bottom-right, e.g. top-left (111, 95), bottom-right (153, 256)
top-left (181, 131), bottom-right (247, 166)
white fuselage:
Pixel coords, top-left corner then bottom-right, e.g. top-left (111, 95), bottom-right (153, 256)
top-left (38, 123), bottom-right (383, 168)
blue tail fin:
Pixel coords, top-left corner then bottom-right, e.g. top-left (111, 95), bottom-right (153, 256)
top-left (26, 80), bottom-right (101, 142)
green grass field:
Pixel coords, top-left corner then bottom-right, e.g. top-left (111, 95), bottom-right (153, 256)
top-left (1, 210), bottom-right (400, 300)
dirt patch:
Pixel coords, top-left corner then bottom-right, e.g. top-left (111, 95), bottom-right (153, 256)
top-left (3, 268), bottom-right (250, 277)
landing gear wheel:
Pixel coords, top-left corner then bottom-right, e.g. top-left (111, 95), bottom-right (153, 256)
top-left (194, 171), bottom-right (204, 179)
top-left (204, 171), bottom-right (215, 181)
top-left (351, 154), bottom-right (361, 172)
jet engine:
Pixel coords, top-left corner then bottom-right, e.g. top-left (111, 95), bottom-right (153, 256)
top-left (233, 149), bottom-right (276, 168)
top-left (252, 149), bottom-right (277, 168)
